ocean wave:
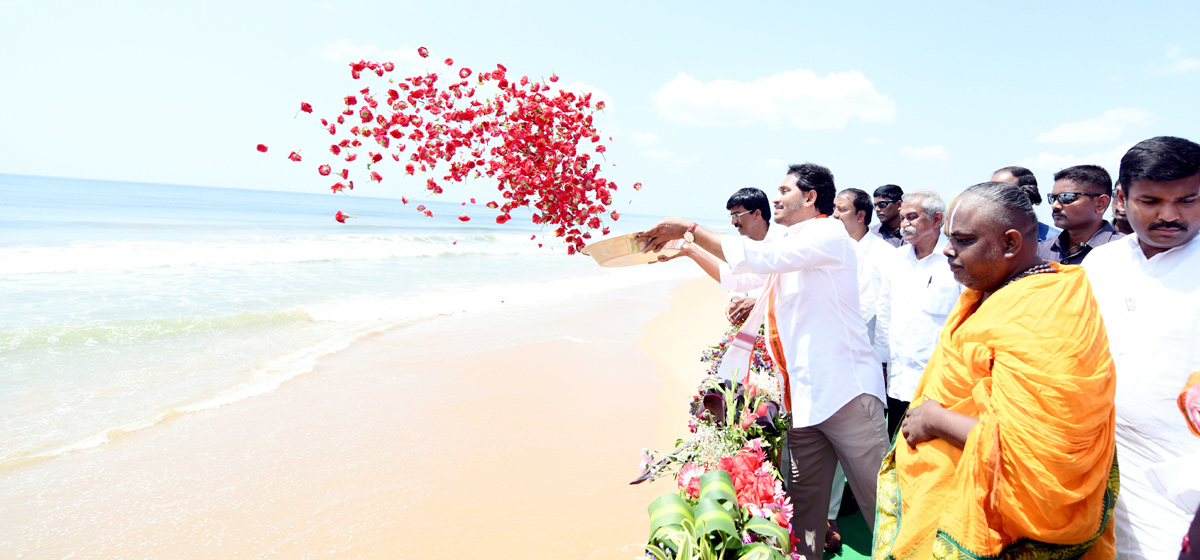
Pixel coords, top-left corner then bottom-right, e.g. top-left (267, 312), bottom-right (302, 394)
top-left (0, 232), bottom-right (553, 275)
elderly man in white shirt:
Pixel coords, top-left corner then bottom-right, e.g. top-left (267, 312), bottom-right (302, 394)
top-left (876, 190), bottom-right (962, 439)
top-left (639, 163), bottom-right (887, 559)
top-left (1083, 136), bottom-right (1200, 560)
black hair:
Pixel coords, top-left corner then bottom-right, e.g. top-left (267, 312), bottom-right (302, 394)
top-left (963, 181), bottom-right (1038, 238)
top-left (1119, 136), bottom-right (1200, 196)
top-left (787, 163), bottom-right (836, 215)
top-left (726, 188), bottom-right (771, 221)
top-left (1053, 165), bottom-right (1113, 197)
top-left (837, 188), bottom-right (874, 226)
top-left (873, 184), bottom-right (903, 201)
top-left (994, 166), bottom-right (1042, 205)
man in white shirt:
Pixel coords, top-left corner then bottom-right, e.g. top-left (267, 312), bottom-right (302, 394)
top-left (724, 188), bottom-right (778, 326)
top-left (832, 188), bottom-right (891, 366)
top-left (876, 190), bottom-right (962, 438)
top-left (1083, 136), bottom-right (1200, 560)
top-left (639, 163), bottom-right (888, 559)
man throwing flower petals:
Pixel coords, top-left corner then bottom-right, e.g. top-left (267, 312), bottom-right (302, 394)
top-left (639, 163), bottom-right (887, 559)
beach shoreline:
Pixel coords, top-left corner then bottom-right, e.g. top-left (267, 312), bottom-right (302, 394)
top-left (0, 275), bottom-right (729, 558)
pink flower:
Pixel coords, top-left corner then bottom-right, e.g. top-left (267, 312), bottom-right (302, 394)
top-left (288, 151), bottom-right (302, 162)
top-left (318, 164), bottom-right (331, 176)
top-left (417, 46), bottom-right (429, 58)
top-left (344, 95), bottom-right (357, 106)
top-left (370, 171), bottom-right (382, 182)
top-left (459, 68), bottom-right (471, 79)
top-left (382, 62), bottom-right (394, 72)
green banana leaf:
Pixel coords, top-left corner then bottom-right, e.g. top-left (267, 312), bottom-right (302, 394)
top-left (697, 470), bottom-right (737, 506)
top-left (649, 493), bottom-right (695, 535)
top-left (736, 542), bottom-right (787, 560)
top-left (744, 516), bottom-right (791, 554)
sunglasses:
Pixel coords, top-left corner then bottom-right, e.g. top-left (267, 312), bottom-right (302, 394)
top-left (873, 200), bottom-right (898, 209)
top-left (1047, 192), bottom-right (1102, 205)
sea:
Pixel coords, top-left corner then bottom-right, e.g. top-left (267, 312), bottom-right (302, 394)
top-left (0, 173), bottom-right (702, 471)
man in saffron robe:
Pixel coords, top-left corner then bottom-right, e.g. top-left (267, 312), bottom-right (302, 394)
top-left (873, 181), bottom-right (1118, 560)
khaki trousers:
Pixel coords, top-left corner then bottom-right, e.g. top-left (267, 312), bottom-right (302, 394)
top-left (786, 393), bottom-right (888, 559)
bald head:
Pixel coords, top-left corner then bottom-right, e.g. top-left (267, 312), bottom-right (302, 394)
top-left (944, 182), bottom-right (1043, 293)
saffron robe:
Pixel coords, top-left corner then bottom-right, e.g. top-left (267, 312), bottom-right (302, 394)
top-left (873, 263), bottom-right (1118, 560)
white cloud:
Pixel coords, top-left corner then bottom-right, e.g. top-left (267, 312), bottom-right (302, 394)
top-left (1018, 143), bottom-right (1134, 180)
top-left (900, 145), bottom-right (949, 163)
top-left (1035, 108), bottom-right (1155, 144)
top-left (764, 158), bottom-right (784, 170)
top-left (632, 132), bottom-right (659, 147)
top-left (650, 69), bottom-right (895, 130)
top-left (640, 149), bottom-right (698, 165)
top-left (1165, 44), bottom-right (1200, 74)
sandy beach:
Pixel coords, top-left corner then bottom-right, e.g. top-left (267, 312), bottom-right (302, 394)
top-left (0, 276), bottom-right (729, 558)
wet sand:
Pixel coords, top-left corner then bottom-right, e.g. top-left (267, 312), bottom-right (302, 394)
top-left (0, 277), bottom-right (729, 558)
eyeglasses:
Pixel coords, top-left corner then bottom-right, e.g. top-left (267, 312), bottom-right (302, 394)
top-left (1047, 192), bottom-right (1102, 205)
top-left (729, 210), bottom-right (753, 219)
top-left (873, 200), bottom-right (898, 209)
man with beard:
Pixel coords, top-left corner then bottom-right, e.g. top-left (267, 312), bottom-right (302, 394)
top-left (638, 163), bottom-right (887, 559)
top-left (875, 181), bottom-right (1117, 559)
top-left (870, 184), bottom-right (907, 248)
top-left (876, 191), bottom-right (962, 438)
top-left (1038, 165), bottom-right (1124, 264)
top-left (1084, 136), bottom-right (1200, 560)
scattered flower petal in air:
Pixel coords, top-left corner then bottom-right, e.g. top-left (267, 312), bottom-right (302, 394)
top-left (370, 171), bottom-right (383, 182)
top-left (459, 68), bottom-right (471, 79)
top-left (335, 210), bottom-right (357, 223)
top-left (444, 58), bottom-right (454, 66)
top-left (256, 144), bottom-right (268, 152)
top-left (458, 214), bottom-right (471, 222)
top-left (417, 46), bottom-right (429, 58)
top-left (288, 151), bottom-right (302, 161)
top-left (549, 73), bottom-right (558, 82)
top-left (401, 196), bottom-right (408, 204)
top-left (633, 182), bottom-right (643, 191)
top-left (300, 102), bottom-right (313, 113)
top-left (318, 164), bottom-right (331, 176)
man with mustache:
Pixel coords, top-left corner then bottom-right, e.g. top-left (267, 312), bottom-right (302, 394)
top-left (876, 191), bottom-right (962, 438)
top-left (870, 184), bottom-right (907, 248)
top-left (1083, 136), bottom-right (1200, 560)
top-left (1038, 165), bottom-right (1124, 265)
top-left (875, 181), bottom-right (1117, 559)
top-left (724, 188), bottom-right (775, 326)
top-left (638, 163), bottom-right (887, 559)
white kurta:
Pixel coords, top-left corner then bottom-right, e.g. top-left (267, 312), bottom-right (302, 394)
top-left (875, 238), bottom-right (962, 402)
top-left (718, 217), bottom-right (885, 428)
top-left (1085, 233), bottom-right (1200, 560)
top-left (854, 232), bottom-right (892, 363)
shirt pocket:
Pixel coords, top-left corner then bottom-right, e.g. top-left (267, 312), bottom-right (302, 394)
top-left (926, 284), bottom-right (960, 317)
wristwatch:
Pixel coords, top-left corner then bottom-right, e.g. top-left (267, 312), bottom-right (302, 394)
top-left (683, 222), bottom-right (697, 243)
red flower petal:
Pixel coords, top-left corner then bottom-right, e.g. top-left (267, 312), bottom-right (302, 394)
top-left (444, 58), bottom-right (454, 66)
top-left (318, 164), bottom-right (331, 176)
top-left (458, 214), bottom-right (471, 222)
top-left (256, 144), bottom-right (268, 152)
top-left (300, 102), bottom-right (313, 113)
top-left (459, 68), bottom-right (471, 79)
top-left (335, 211), bottom-right (347, 223)
top-left (417, 46), bottom-right (429, 58)
top-left (370, 171), bottom-right (383, 182)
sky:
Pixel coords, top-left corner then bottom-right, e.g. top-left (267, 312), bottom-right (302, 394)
top-left (2, 0), bottom-right (1199, 224)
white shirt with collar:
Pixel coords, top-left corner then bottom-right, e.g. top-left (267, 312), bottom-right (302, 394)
top-left (723, 225), bottom-right (787, 300)
top-left (876, 237), bottom-right (962, 402)
top-left (717, 217), bottom-right (885, 428)
top-left (854, 231), bottom-right (892, 364)
top-left (1084, 234), bottom-right (1200, 560)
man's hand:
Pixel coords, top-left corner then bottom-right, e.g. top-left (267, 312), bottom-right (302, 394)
top-left (901, 399), bottom-right (944, 447)
top-left (636, 218), bottom-right (690, 253)
top-left (726, 296), bottom-right (756, 326)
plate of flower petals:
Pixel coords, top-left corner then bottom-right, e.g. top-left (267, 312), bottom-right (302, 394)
top-left (580, 234), bottom-right (683, 267)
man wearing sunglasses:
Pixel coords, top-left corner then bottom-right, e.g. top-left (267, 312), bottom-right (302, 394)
top-left (870, 184), bottom-right (906, 248)
top-left (1037, 165), bottom-right (1124, 265)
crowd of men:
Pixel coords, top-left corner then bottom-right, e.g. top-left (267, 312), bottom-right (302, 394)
top-left (638, 135), bottom-right (1200, 560)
